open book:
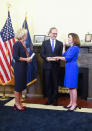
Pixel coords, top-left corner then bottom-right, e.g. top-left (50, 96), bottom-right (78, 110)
top-left (48, 57), bottom-right (57, 61)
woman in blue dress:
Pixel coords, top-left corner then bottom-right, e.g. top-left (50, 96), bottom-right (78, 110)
top-left (13, 29), bottom-right (32, 111)
top-left (56, 33), bottom-right (80, 111)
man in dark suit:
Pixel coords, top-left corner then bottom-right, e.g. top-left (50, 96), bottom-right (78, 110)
top-left (40, 27), bottom-right (63, 106)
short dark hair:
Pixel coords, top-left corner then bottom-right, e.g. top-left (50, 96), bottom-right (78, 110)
top-left (68, 33), bottom-right (81, 47)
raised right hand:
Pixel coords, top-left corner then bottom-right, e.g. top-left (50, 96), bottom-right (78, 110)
top-left (63, 39), bottom-right (67, 47)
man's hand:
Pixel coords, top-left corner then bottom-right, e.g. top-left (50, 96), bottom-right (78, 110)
top-left (46, 57), bottom-right (51, 62)
top-left (54, 56), bottom-right (66, 61)
top-left (26, 57), bottom-right (32, 62)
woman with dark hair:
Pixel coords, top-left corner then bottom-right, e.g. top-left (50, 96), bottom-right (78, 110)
top-left (56, 33), bottom-right (80, 111)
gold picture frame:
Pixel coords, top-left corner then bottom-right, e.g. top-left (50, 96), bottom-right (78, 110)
top-left (85, 33), bottom-right (92, 42)
top-left (34, 35), bottom-right (45, 43)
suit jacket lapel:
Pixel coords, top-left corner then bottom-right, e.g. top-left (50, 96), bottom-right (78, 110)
top-left (48, 39), bottom-right (52, 52)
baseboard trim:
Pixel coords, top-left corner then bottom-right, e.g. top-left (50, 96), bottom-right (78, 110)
top-left (87, 97), bottom-right (92, 101)
top-left (26, 94), bottom-right (43, 98)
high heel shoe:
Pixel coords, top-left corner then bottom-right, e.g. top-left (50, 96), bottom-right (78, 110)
top-left (20, 104), bottom-right (26, 109)
top-left (14, 104), bottom-right (25, 111)
top-left (22, 106), bottom-right (26, 109)
top-left (63, 105), bottom-right (72, 109)
top-left (14, 104), bottom-right (17, 110)
top-left (67, 105), bottom-right (81, 111)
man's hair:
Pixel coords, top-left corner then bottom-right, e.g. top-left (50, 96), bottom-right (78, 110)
top-left (48, 27), bottom-right (57, 35)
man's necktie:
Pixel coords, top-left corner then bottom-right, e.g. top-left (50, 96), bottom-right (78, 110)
top-left (52, 40), bottom-right (54, 52)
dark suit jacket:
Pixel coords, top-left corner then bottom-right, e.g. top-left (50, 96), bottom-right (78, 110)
top-left (40, 39), bottom-right (63, 69)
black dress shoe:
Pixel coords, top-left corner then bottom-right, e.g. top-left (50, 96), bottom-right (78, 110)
top-left (45, 101), bottom-right (52, 105)
top-left (53, 101), bottom-right (58, 106)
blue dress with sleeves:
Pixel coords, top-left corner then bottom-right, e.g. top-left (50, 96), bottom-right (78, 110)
top-left (13, 41), bottom-right (27, 91)
top-left (62, 46), bottom-right (79, 89)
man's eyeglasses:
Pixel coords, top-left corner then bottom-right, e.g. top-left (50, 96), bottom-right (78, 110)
top-left (52, 33), bottom-right (57, 35)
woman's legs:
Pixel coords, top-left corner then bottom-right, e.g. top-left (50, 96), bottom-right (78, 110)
top-left (69, 88), bottom-right (77, 110)
top-left (14, 91), bottom-right (23, 109)
top-left (19, 92), bottom-right (24, 107)
top-left (67, 89), bottom-right (73, 107)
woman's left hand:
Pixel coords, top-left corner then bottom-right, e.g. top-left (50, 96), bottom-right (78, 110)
top-left (54, 56), bottom-right (65, 61)
top-left (54, 56), bottom-right (62, 61)
top-left (61, 57), bottom-right (65, 61)
top-left (26, 57), bottom-right (32, 62)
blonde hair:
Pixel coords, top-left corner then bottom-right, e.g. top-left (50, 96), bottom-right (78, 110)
top-left (15, 28), bottom-right (27, 40)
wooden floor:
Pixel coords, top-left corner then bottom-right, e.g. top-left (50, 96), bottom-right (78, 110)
top-left (24, 94), bottom-right (92, 108)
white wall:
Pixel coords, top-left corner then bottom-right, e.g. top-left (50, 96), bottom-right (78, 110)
top-left (0, 0), bottom-right (92, 42)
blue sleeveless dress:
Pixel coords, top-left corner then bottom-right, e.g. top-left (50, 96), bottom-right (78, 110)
top-left (62, 46), bottom-right (79, 89)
